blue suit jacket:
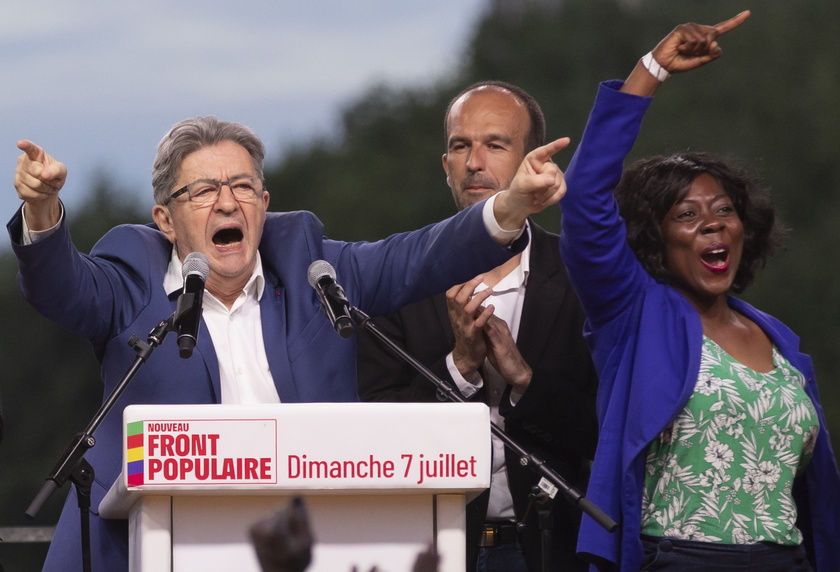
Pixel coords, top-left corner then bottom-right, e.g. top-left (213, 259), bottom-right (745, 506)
top-left (560, 81), bottom-right (840, 571)
top-left (9, 203), bottom-right (517, 572)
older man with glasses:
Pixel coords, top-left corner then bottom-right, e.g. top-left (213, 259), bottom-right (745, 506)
top-left (9, 115), bottom-right (569, 572)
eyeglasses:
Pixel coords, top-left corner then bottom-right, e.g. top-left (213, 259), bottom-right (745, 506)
top-left (163, 176), bottom-right (264, 207)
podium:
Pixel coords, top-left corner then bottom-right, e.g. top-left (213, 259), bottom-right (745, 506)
top-left (100, 403), bottom-right (491, 572)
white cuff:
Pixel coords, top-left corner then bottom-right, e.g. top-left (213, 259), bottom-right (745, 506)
top-left (445, 352), bottom-right (482, 398)
top-left (482, 193), bottom-right (525, 245)
top-left (21, 202), bottom-right (64, 245)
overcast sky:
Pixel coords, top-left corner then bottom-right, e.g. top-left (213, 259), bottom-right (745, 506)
top-left (0, 0), bottom-right (486, 230)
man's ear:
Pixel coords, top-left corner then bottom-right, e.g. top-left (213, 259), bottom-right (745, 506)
top-left (442, 153), bottom-right (451, 187)
top-left (152, 205), bottom-right (176, 244)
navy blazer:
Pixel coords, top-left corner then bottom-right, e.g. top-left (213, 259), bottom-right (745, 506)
top-left (9, 202), bottom-right (518, 572)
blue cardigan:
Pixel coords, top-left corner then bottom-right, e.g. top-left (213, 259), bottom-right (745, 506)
top-left (559, 81), bottom-right (840, 571)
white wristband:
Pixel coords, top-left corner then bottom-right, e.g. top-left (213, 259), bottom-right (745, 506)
top-left (642, 51), bottom-right (670, 82)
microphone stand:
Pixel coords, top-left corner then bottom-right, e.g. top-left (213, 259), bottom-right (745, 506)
top-left (25, 309), bottom-right (183, 572)
top-left (349, 306), bottom-right (617, 569)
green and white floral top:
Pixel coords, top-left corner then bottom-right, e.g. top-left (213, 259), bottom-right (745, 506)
top-left (641, 336), bottom-right (820, 544)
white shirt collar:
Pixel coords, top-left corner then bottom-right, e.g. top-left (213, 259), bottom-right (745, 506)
top-left (163, 249), bottom-right (266, 302)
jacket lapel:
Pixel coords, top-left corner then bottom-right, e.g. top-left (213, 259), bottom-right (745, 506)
top-left (192, 320), bottom-right (222, 402)
top-left (260, 277), bottom-right (299, 402)
top-left (517, 226), bottom-right (567, 367)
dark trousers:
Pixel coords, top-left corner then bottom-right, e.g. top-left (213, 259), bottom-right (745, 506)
top-left (476, 543), bottom-right (530, 572)
top-left (640, 535), bottom-right (813, 572)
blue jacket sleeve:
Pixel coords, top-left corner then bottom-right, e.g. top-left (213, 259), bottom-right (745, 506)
top-left (559, 81), bottom-right (654, 330)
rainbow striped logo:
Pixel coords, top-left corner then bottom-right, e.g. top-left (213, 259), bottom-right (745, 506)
top-left (126, 420), bottom-right (145, 486)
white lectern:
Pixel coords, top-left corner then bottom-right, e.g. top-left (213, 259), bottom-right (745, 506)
top-left (100, 403), bottom-right (491, 572)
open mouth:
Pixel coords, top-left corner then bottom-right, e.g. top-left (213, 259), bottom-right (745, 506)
top-left (700, 246), bottom-right (729, 273)
top-left (213, 228), bottom-right (243, 246)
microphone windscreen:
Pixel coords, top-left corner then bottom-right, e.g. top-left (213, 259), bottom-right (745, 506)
top-left (306, 259), bottom-right (335, 288)
top-left (182, 252), bottom-right (210, 281)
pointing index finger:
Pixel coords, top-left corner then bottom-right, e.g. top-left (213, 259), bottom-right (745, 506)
top-left (714, 10), bottom-right (750, 37)
top-left (528, 137), bottom-right (571, 165)
top-left (17, 139), bottom-right (45, 163)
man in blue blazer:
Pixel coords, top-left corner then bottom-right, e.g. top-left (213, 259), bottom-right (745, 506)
top-left (8, 115), bottom-right (569, 572)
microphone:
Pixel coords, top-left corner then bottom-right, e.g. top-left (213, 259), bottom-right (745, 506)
top-left (307, 260), bottom-right (354, 338)
top-left (176, 252), bottom-right (210, 358)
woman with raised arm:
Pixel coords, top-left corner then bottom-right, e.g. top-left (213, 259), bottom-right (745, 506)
top-left (560, 11), bottom-right (840, 572)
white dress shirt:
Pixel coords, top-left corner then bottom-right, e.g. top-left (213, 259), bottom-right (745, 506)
top-left (162, 250), bottom-right (280, 404)
top-left (445, 226), bottom-right (532, 521)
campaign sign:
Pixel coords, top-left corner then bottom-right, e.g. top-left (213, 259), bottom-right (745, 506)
top-left (121, 403), bottom-right (491, 492)
top-left (126, 417), bottom-right (277, 487)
